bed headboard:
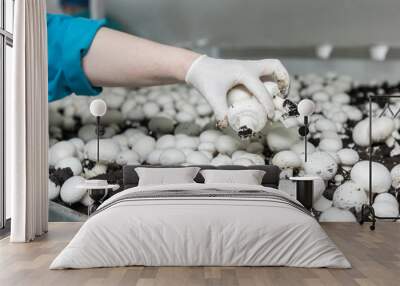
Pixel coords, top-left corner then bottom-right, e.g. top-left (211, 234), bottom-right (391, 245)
top-left (122, 165), bottom-right (281, 189)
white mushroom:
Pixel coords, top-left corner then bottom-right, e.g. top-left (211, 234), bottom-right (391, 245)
top-left (146, 149), bottom-right (163, 165)
top-left (55, 157), bottom-right (82, 176)
top-left (390, 164), bottom-right (400, 189)
top-left (156, 134), bottom-right (176, 149)
top-left (245, 142), bottom-right (264, 154)
top-left (315, 119), bottom-right (337, 132)
top-left (333, 181), bottom-right (368, 211)
top-left (372, 201), bottom-right (399, 218)
top-left (60, 176), bottom-right (86, 204)
top-left (303, 152), bottom-right (338, 180)
top-left (69, 138), bottom-right (85, 153)
top-left (200, 130), bottom-right (223, 143)
top-left (159, 149), bottom-right (186, 165)
top-left (211, 154), bottom-right (232, 166)
top-left (290, 141), bottom-right (315, 155)
top-left (233, 158), bottom-right (254, 166)
top-left (175, 136), bottom-right (199, 150)
top-left (271, 151), bottom-right (302, 169)
top-left (48, 179), bottom-right (60, 201)
top-left (148, 117), bottom-right (175, 134)
top-left (351, 161), bottom-right (391, 193)
top-left (337, 148), bottom-right (359, 166)
top-left (319, 138), bottom-right (343, 152)
top-left (84, 139), bottom-right (120, 163)
top-left (142, 102), bottom-right (160, 118)
top-left (116, 150), bottom-right (141, 165)
top-left (353, 117), bottom-right (395, 147)
top-left (374, 193), bottom-right (398, 205)
top-left (265, 126), bottom-right (299, 152)
top-left (314, 196), bottom-right (332, 212)
top-left (319, 207), bottom-right (357, 222)
top-left (131, 136), bottom-right (156, 161)
top-left (112, 134), bottom-right (129, 150)
top-left (215, 135), bottom-right (241, 155)
top-left (49, 141), bottom-right (76, 166)
top-left (186, 151), bottom-right (211, 165)
top-left (198, 142), bottom-right (216, 154)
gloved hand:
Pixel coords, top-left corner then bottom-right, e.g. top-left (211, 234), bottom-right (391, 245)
top-left (185, 55), bottom-right (290, 128)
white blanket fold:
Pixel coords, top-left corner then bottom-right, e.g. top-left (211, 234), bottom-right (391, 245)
top-left (50, 183), bottom-right (350, 269)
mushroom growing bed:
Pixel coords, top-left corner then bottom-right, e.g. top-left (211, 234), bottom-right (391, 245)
top-left (48, 74), bottom-right (400, 222)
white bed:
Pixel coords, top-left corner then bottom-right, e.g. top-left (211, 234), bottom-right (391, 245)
top-left (50, 182), bottom-right (350, 269)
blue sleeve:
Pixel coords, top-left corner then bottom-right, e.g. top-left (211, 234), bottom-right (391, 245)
top-left (47, 14), bottom-right (106, 102)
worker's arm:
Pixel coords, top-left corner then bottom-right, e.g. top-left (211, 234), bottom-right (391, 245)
top-left (83, 28), bottom-right (290, 126)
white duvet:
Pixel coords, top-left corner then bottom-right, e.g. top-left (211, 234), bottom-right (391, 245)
top-left (50, 183), bottom-right (351, 269)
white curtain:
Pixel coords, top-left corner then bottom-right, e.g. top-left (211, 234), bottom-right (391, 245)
top-left (8, 0), bottom-right (48, 242)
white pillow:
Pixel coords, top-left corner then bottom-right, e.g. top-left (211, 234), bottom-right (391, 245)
top-left (136, 167), bottom-right (200, 186)
top-left (200, 169), bottom-right (266, 185)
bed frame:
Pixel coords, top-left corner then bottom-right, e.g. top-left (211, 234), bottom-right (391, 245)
top-left (123, 165), bottom-right (281, 190)
top-left (360, 93), bottom-right (400, 230)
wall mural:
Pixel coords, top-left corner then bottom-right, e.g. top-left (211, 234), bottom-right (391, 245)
top-left (48, 73), bottom-right (400, 222)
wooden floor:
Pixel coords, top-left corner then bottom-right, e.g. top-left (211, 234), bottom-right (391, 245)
top-left (0, 223), bottom-right (399, 286)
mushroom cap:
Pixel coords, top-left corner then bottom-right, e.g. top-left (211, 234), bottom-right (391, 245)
top-left (333, 181), bottom-right (368, 211)
top-left (351, 161), bottom-right (391, 193)
top-left (374, 193), bottom-right (398, 205)
top-left (116, 150), bottom-right (141, 165)
top-left (142, 102), bottom-right (160, 118)
top-left (159, 149), bottom-right (186, 165)
top-left (211, 154), bottom-right (233, 166)
top-left (186, 151), bottom-right (211, 165)
top-left (175, 136), bottom-right (200, 150)
top-left (290, 141), bottom-right (315, 155)
top-left (175, 122), bottom-right (202, 136)
top-left (156, 134), bottom-right (176, 150)
top-left (80, 192), bottom-right (94, 207)
top-left (246, 141), bottom-right (264, 154)
top-left (319, 138), bottom-right (343, 152)
top-left (337, 148), bottom-right (359, 166)
top-left (215, 135), bottom-right (241, 155)
top-left (303, 152), bottom-right (338, 180)
top-left (319, 207), bottom-right (357, 222)
top-left (353, 117), bottom-right (395, 147)
top-left (146, 149), bottom-right (164, 165)
top-left (55, 157), bottom-right (82, 176)
top-left (69, 138), bottom-right (85, 152)
top-left (48, 179), bottom-right (60, 201)
top-left (233, 158), bottom-right (254, 166)
top-left (372, 201), bottom-right (399, 218)
top-left (315, 119), bottom-right (337, 132)
top-left (390, 164), bottom-right (400, 188)
top-left (198, 142), bottom-right (216, 154)
top-left (272, 150), bottom-right (302, 169)
top-left (314, 196), bottom-right (332, 212)
top-left (84, 139), bottom-right (120, 163)
top-left (148, 117), bottom-right (175, 134)
top-left (60, 176), bottom-right (86, 204)
top-left (266, 126), bottom-right (300, 152)
top-left (132, 136), bottom-right (156, 161)
top-left (200, 130), bottom-right (223, 143)
top-left (49, 141), bottom-right (76, 166)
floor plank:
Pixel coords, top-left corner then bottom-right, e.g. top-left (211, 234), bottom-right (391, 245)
top-left (0, 222), bottom-right (399, 286)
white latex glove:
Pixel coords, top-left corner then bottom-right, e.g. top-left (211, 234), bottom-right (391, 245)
top-left (185, 55), bottom-right (290, 128)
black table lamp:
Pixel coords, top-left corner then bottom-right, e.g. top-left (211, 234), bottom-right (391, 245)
top-left (297, 99), bottom-right (315, 162)
top-left (89, 99), bottom-right (107, 163)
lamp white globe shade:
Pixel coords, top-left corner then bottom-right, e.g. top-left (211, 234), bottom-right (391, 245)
top-left (297, 99), bottom-right (315, 116)
top-left (90, 99), bottom-right (107, 117)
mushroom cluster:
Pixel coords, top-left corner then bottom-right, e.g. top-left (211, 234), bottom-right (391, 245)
top-left (48, 74), bottom-right (400, 221)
